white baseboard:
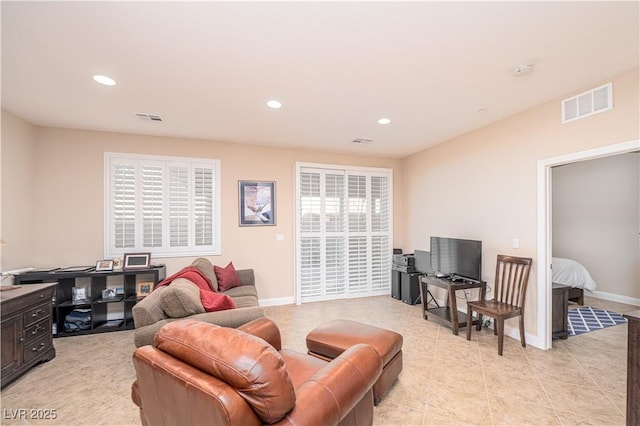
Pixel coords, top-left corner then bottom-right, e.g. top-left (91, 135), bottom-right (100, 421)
top-left (259, 296), bottom-right (296, 307)
top-left (589, 290), bottom-right (640, 307)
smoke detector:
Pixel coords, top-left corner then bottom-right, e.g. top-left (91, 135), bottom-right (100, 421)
top-left (512, 63), bottom-right (534, 77)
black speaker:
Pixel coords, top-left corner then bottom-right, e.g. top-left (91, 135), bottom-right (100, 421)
top-left (401, 272), bottom-right (421, 305)
top-left (391, 270), bottom-right (402, 300)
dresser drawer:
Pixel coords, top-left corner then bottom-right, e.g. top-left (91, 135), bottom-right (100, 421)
top-left (23, 334), bottom-right (53, 364)
top-left (23, 302), bottom-right (51, 328)
top-left (2, 286), bottom-right (54, 318)
top-left (24, 317), bottom-right (52, 344)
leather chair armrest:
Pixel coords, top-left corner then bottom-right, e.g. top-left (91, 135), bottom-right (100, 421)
top-left (237, 317), bottom-right (282, 350)
top-left (274, 343), bottom-right (383, 426)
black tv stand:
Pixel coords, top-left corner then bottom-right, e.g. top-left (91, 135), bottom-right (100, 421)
top-left (419, 275), bottom-right (486, 335)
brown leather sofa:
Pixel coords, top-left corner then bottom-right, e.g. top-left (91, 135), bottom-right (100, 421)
top-left (131, 317), bottom-right (383, 426)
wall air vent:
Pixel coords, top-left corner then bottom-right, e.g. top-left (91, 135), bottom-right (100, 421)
top-left (561, 82), bottom-right (612, 124)
top-left (136, 113), bottom-right (163, 122)
top-left (352, 138), bottom-right (374, 144)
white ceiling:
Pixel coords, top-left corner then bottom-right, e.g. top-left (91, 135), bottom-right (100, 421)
top-left (2, 1), bottom-right (638, 159)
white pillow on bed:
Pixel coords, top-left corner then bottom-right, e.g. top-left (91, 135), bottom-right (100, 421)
top-left (552, 257), bottom-right (597, 291)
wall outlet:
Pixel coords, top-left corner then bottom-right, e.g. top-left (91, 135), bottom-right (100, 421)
top-left (512, 238), bottom-right (519, 249)
top-left (276, 234), bottom-right (284, 241)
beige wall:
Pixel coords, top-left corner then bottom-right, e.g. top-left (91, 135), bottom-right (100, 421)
top-left (552, 153), bottom-right (639, 299)
top-left (401, 67), bottom-right (639, 340)
top-left (1, 110), bottom-right (38, 273)
top-left (1, 122), bottom-right (402, 300)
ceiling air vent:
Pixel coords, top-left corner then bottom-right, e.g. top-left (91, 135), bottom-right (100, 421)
top-left (136, 113), bottom-right (163, 122)
top-left (561, 82), bottom-right (612, 124)
top-left (352, 138), bottom-right (374, 145)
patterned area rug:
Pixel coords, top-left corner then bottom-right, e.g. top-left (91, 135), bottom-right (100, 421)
top-left (568, 306), bottom-right (627, 336)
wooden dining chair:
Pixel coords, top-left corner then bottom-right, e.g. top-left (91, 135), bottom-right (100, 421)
top-left (466, 255), bottom-right (532, 356)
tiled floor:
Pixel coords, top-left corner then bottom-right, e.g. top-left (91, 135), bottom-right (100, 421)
top-left (0, 295), bottom-right (635, 425)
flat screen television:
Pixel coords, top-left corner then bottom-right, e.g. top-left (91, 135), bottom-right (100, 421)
top-left (429, 237), bottom-right (482, 282)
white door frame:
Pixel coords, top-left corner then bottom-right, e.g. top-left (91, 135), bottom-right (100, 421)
top-left (536, 139), bottom-right (640, 349)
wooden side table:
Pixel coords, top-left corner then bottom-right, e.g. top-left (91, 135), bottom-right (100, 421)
top-left (419, 275), bottom-right (486, 335)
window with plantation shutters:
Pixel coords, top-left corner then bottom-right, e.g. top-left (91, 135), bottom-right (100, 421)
top-left (296, 164), bottom-right (392, 303)
top-left (105, 153), bottom-right (220, 258)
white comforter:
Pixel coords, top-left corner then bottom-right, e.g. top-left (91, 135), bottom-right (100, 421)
top-left (552, 257), bottom-right (597, 291)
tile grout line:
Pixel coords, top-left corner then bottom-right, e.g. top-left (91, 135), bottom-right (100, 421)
top-left (477, 330), bottom-right (494, 426)
top-left (521, 345), bottom-right (565, 425)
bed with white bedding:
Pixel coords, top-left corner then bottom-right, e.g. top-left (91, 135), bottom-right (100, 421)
top-left (552, 257), bottom-right (598, 305)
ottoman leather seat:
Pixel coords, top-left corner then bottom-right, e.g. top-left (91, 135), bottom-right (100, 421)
top-left (306, 319), bottom-right (403, 405)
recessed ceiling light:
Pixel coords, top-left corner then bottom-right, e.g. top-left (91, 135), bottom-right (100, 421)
top-left (266, 100), bottom-right (282, 109)
top-left (93, 75), bottom-right (116, 86)
top-left (377, 118), bottom-right (391, 125)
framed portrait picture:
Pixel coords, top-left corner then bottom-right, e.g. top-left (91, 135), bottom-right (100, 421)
top-left (239, 181), bottom-right (276, 226)
top-left (136, 281), bottom-right (153, 298)
top-left (95, 259), bottom-right (114, 272)
top-left (123, 253), bottom-right (151, 270)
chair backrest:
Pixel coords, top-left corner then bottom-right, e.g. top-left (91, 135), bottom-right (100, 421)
top-left (493, 255), bottom-right (532, 308)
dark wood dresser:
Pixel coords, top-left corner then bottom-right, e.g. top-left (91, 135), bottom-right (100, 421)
top-left (552, 283), bottom-right (570, 339)
top-left (623, 310), bottom-right (640, 426)
top-left (1, 283), bottom-right (56, 388)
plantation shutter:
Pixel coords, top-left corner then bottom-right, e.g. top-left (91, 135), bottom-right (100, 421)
top-left (299, 171), bottom-right (322, 299)
top-left (169, 166), bottom-right (189, 248)
top-left (371, 176), bottom-right (391, 292)
top-left (141, 163), bottom-right (163, 248)
top-left (106, 153), bottom-right (219, 258)
top-left (113, 163), bottom-right (136, 249)
top-left (347, 174), bottom-right (368, 295)
top-left (297, 164), bottom-right (392, 303)
top-left (194, 167), bottom-right (214, 246)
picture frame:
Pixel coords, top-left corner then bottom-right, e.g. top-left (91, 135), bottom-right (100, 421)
top-left (239, 181), bottom-right (276, 226)
top-left (136, 281), bottom-right (153, 298)
top-left (101, 288), bottom-right (118, 300)
top-left (72, 286), bottom-right (90, 304)
top-left (123, 253), bottom-right (151, 270)
top-left (95, 259), bottom-right (114, 272)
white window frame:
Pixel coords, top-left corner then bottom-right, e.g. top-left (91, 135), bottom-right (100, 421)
top-left (295, 162), bottom-right (393, 304)
top-left (104, 152), bottom-right (221, 258)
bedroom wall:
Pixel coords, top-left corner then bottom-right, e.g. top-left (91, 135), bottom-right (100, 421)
top-left (0, 119), bottom-right (403, 301)
top-left (0, 110), bottom-right (38, 274)
top-left (552, 153), bottom-right (640, 300)
top-left (401, 67), bottom-right (639, 344)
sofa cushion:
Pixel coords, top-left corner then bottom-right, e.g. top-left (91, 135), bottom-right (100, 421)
top-left (191, 257), bottom-right (218, 292)
top-left (230, 295), bottom-right (259, 309)
top-left (161, 278), bottom-right (205, 318)
top-left (199, 290), bottom-right (236, 312)
top-left (215, 262), bottom-right (241, 292)
top-left (154, 319), bottom-right (296, 424)
top-left (222, 285), bottom-right (258, 299)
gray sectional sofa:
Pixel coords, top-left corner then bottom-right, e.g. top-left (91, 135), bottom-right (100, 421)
top-left (132, 258), bottom-right (264, 347)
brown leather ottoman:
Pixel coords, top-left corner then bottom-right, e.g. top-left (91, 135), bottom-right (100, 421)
top-left (306, 319), bottom-right (403, 405)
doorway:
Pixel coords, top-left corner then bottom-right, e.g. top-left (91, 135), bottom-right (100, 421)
top-left (536, 139), bottom-right (640, 350)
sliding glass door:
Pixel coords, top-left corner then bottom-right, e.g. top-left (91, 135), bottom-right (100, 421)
top-left (296, 164), bottom-right (392, 303)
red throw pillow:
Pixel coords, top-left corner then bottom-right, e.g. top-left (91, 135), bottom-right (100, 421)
top-left (215, 262), bottom-right (241, 292)
top-left (199, 290), bottom-right (236, 312)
